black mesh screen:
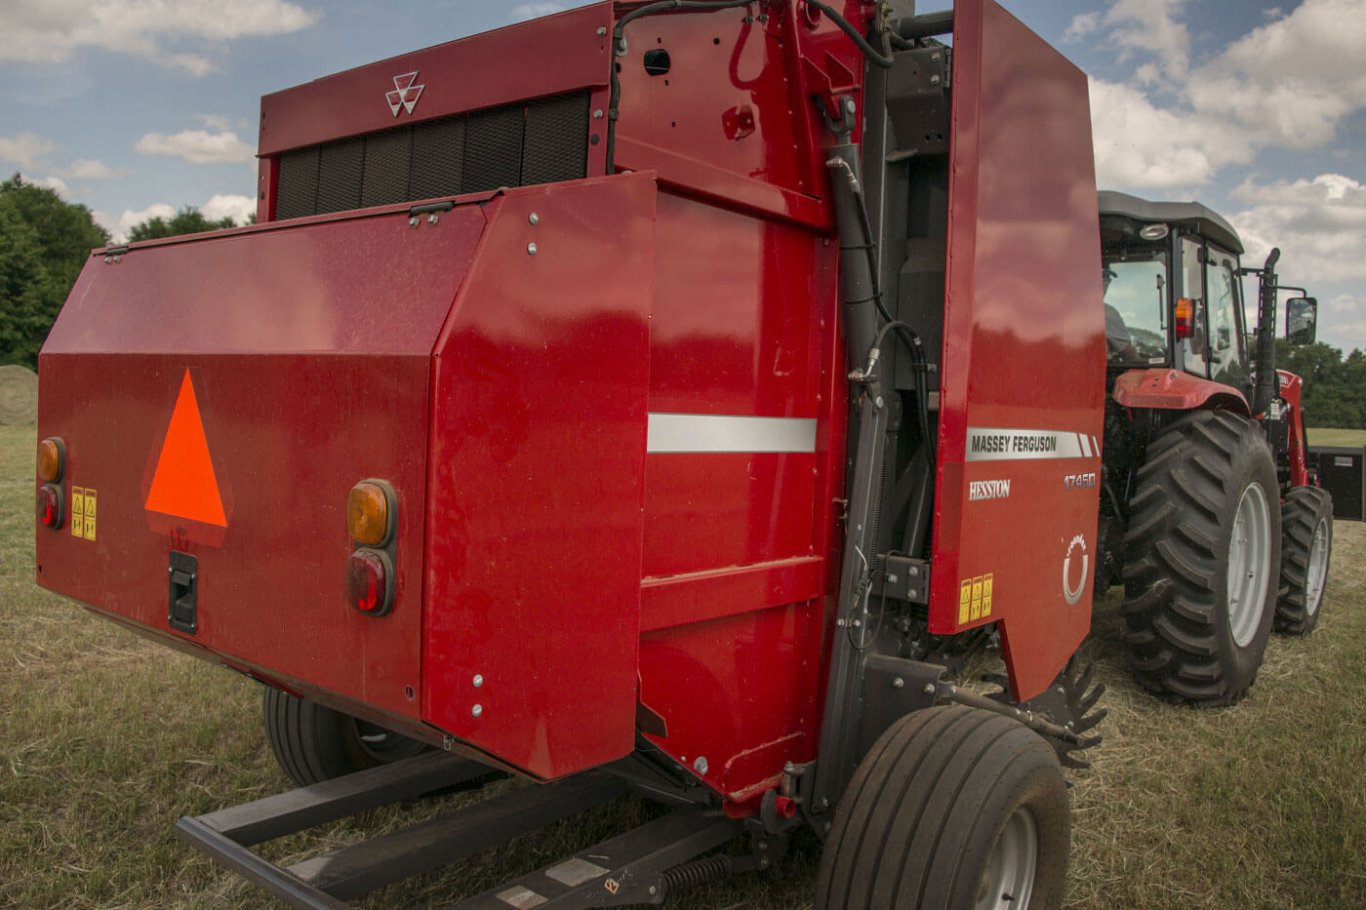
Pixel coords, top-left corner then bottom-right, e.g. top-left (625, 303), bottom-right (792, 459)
top-left (274, 91), bottom-right (591, 219)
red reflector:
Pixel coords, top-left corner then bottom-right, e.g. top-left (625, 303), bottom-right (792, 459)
top-left (38, 484), bottom-right (63, 529)
top-left (346, 549), bottom-right (393, 616)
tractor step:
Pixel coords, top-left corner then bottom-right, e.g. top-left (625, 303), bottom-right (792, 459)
top-left (175, 752), bottom-right (742, 909)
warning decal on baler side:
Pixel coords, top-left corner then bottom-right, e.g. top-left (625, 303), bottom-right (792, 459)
top-left (958, 573), bottom-right (995, 624)
top-left (70, 486), bottom-right (96, 541)
top-left (145, 369), bottom-right (228, 528)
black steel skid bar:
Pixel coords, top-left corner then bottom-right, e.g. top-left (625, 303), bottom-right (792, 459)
top-left (175, 752), bottom-right (742, 909)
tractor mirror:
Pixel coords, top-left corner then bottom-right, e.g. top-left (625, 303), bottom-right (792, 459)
top-left (1285, 297), bottom-right (1317, 345)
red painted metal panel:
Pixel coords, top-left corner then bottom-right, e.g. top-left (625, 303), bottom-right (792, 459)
top-left (1278, 370), bottom-right (1310, 488)
top-left (640, 556), bottom-right (824, 633)
top-left (1113, 368), bottom-right (1250, 413)
top-left (258, 3), bottom-right (613, 155)
top-left (421, 174), bottom-right (657, 781)
top-left (37, 207), bottom-right (488, 727)
top-left (930, 0), bottom-right (1106, 701)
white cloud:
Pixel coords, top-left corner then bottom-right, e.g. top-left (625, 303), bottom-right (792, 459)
top-left (0, 132), bottom-right (57, 170)
top-left (1063, 12), bottom-right (1101, 42)
top-left (64, 158), bottom-right (117, 179)
top-left (19, 173), bottom-right (70, 196)
top-left (1089, 79), bottom-right (1249, 190)
top-left (1230, 173), bottom-right (1366, 286)
top-left (0, 0), bottom-right (319, 76)
top-left (510, 3), bottom-right (570, 21)
top-left (135, 128), bottom-right (255, 165)
top-left (201, 194), bottom-right (255, 224)
top-left (1086, 0), bottom-right (1366, 191)
top-left (199, 114), bottom-right (233, 131)
top-left (115, 202), bottom-right (176, 240)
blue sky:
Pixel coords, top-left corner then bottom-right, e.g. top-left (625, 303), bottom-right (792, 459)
top-left (3, 0), bottom-right (1364, 350)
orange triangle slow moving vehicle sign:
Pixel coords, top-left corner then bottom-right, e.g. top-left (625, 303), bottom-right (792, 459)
top-left (145, 370), bottom-right (228, 527)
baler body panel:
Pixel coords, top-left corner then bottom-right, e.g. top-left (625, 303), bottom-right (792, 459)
top-left (37, 204), bottom-right (489, 723)
top-left (930, 0), bottom-right (1106, 701)
top-left (421, 175), bottom-right (657, 780)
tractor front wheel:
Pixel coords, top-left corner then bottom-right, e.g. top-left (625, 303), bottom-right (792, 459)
top-left (1121, 410), bottom-right (1280, 706)
top-left (1276, 485), bottom-right (1333, 636)
top-left (815, 706), bottom-right (1069, 910)
top-left (262, 687), bottom-right (430, 787)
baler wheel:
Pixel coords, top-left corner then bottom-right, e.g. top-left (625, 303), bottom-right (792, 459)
top-left (262, 687), bottom-right (430, 787)
top-left (1275, 485), bottom-right (1333, 636)
top-left (1120, 410), bottom-right (1280, 706)
top-left (815, 706), bottom-right (1068, 910)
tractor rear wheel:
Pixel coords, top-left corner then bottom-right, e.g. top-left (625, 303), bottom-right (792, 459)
top-left (1121, 410), bottom-right (1280, 706)
top-left (1275, 486), bottom-right (1333, 636)
top-left (815, 706), bottom-right (1069, 910)
top-left (263, 687), bottom-right (430, 786)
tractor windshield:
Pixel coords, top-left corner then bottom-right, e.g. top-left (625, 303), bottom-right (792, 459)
top-left (1102, 254), bottom-right (1168, 364)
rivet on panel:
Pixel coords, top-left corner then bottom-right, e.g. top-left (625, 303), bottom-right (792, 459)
top-left (471, 704), bottom-right (483, 718)
top-left (472, 674), bottom-right (484, 688)
top-left (527, 242), bottom-right (538, 255)
top-left (529, 212), bottom-right (540, 225)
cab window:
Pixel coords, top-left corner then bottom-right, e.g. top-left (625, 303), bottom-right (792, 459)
top-left (1207, 249), bottom-right (1245, 386)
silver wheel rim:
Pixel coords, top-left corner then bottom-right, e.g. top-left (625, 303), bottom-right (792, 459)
top-left (1305, 517), bottom-right (1330, 617)
top-left (975, 807), bottom-right (1038, 910)
top-left (1227, 483), bottom-right (1272, 648)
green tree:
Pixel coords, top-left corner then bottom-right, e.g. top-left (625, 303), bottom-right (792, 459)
top-left (127, 206), bottom-right (237, 241)
top-left (0, 175), bottom-right (110, 367)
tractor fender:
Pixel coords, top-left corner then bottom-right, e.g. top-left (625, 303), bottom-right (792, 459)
top-left (1112, 368), bottom-right (1251, 416)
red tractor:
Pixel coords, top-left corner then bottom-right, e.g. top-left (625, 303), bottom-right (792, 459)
top-left (29, 1), bottom-right (1325, 907)
top-left (1095, 193), bottom-right (1333, 706)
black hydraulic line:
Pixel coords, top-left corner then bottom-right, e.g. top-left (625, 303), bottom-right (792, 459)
top-left (894, 10), bottom-right (954, 41)
top-left (805, 0), bottom-right (894, 68)
top-left (1252, 247), bottom-right (1282, 417)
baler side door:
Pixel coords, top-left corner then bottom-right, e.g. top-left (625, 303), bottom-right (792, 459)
top-left (930, 0), bottom-right (1106, 701)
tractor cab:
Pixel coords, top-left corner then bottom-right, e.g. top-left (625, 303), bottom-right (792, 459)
top-left (1098, 191), bottom-right (1257, 396)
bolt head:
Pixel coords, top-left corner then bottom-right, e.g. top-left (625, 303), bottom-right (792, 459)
top-left (596, 25), bottom-right (607, 36)
top-left (527, 242), bottom-right (538, 255)
top-left (893, 677), bottom-right (905, 688)
top-left (472, 674), bottom-right (484, 688)
top-left (528, 212), bottom-right (540, 225)
top-left (408, 216), bottom-right (419, 227)
top-left (924, 683), bottom-right (937, 694)
top-left (428, 213), bottom-right (439, 224)
top-left (471, 704), bottom-right (483, 718)
top-left (693, 756), bottom-right (709, 775)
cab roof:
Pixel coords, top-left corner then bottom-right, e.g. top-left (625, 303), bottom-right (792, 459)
top-left (1098, 190), bottom-right (1244, 256)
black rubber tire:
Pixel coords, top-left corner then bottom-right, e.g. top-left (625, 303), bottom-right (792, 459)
top-left (1121, 410), bottom-right (1281, 706)
top-left (1275, 485), bottom-right (1333, 636)
top-left (262, 687), bottom-right (430, 786)
top-left (815, 706), bottom-right (1069, 910)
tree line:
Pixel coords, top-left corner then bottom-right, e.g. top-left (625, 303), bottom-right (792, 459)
top-left (0, 175), bottom-right (247, 367)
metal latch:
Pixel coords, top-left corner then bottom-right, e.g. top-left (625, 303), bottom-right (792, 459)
top-left (168, 551), bottom-right (198, 635)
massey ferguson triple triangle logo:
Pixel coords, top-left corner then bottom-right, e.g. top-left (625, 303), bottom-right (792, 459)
top-left (386, 71), bottom-right (424, 117)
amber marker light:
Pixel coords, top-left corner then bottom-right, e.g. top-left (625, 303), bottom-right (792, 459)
top-left (38, 437), bottom-right (65, 483)
top-left (1174, 297), bottom-right (1196, 339)
top-left (347, 480), bottom-right (394, 547)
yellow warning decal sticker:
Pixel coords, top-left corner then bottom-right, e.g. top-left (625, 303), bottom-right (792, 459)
top-left (959, 573), bottom-right (996, 624)
top-left (70, 486), bottom-right (96, 541)
top-left (83, 488), bottom-right (97, 541)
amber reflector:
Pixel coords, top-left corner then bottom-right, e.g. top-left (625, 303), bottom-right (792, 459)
top-left (347, 481), bottom-right (392, 546)
top-left (38, 438), bottom-right (64, 483)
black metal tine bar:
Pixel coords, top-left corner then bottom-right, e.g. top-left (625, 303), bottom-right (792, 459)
top-left (291, 771), bottom-right (629, 901)
top-left (176, 815), bottom-right (352, 910)
top-left (196, 751), bottom-right (489, 847)
top-left (448, 811), bottom-right (741, 909)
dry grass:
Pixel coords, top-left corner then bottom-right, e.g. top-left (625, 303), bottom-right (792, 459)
top-left (2, 422), bottom-right (1364, 908)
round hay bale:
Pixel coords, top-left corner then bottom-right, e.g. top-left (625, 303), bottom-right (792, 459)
top-left (0, 364), bottom-right (39, 426)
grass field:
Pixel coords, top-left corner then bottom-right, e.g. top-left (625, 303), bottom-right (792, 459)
top-left (2, 423), bottom-right (1364, 909)
top-left (1307, 427), bottom-right (1366, 448)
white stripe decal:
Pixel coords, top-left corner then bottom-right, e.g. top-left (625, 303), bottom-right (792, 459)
top-left (965, 427), bottom-right (1092, 462)
top-left (1078, 434), bottom-right (1092, 458)
top-left (647, 413), bottom-right (817, 454)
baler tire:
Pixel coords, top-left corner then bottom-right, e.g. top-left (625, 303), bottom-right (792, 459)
top-left (1120, 410), bottom-right (1281, 706)
top-left (1275, 485), bottom-right (1333, 636)
top-left (815, 705), bottom-right (1069, 910)
top-left (262, 687), bottom-right (429, 787)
